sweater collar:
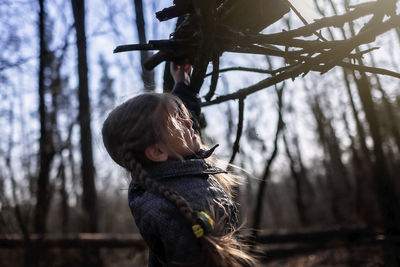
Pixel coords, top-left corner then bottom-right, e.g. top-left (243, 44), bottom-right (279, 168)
top-left (144, 145), bottom-right (226, 180)
top-left (186, 144), bottom-right (219, 159)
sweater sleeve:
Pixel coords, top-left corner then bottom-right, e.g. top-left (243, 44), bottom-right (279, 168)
top-left (172, 82), bottom-right (201, 132)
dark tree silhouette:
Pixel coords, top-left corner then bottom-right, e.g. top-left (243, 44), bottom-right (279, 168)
top-left (71, 0), bottom-right (103, 265)
top-left (34, 0), bottom-right (54, 236)
top-left (71, 0), bottom-right (98, 234)
top-left (133, 0), bottom-right (155, 91)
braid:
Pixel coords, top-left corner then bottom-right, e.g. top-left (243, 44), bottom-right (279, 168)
top-left (123, 148), bottom-right (196, 225)
top-left (124, 151), bottom-right (256, 266)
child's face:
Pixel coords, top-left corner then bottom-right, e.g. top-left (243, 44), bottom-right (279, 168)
top-left (163, 105), bottom-right (201, 159)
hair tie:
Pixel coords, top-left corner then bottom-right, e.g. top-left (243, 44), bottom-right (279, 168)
top-left (192, 211), bottom-right (214, 238)
top-left (192, 224), bottom-right (204, 238)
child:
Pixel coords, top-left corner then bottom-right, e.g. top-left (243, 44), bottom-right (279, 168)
top-left (102, 63), bottom-right (254, 267)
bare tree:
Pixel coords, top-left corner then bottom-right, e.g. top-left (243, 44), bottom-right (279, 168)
top-left (34, 0), bottom-right (54, 235)
top-left (71, 0), bottom-right (98, 234)
top-left (71, 0), bottom-right (102, 265)
top-left (251, 83), bottom-right (284, 241)
top-left (133, 0), bottom-right (155, 91)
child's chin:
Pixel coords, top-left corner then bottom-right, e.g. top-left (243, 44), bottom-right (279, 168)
top-left (193, 145), bottom-right (201, 153)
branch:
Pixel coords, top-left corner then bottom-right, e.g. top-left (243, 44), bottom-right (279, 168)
top-left (229, 98), bottom-right (245, 164)
top-left (285, 0), bottom-right (328, 42)
top-left (252, 0), bottom-right (390, 41)
top-left (205, 54), bottom-right (220, 101)
top-left (316, 14), bottom-right (400, 73)
top-left (206, 66), bottom-right (277, 76)
top-left (113, 43), bottom-right (155, 53)
top-left (202, 68), bottom-right (293, 106)
top-left (203, 14), bottom-right (400, 106)
top-left (155, 0), bottom-right (192, 21)
top-left (189, 0), bottom-right (217, 94)
top-left (338, 62), bottom-right (400, 79)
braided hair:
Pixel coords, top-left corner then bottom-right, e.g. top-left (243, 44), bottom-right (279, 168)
top-left (124, 154), bottom-right (196, 225)
top-left (102, 93), bottom-right (256, 267)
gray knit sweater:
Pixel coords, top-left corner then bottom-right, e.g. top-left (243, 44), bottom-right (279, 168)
top-left (128, 149), bottom-right (238, 266)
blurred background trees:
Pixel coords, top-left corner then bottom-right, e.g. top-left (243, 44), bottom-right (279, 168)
top-left (1, 0), bottom-right (400, 266)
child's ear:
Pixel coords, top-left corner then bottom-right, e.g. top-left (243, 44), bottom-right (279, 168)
top-left (145, 143), bottom-right (169, 162)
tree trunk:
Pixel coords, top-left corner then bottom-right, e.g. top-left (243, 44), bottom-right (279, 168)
top-left (71, 0), bottom-right (98, 234)
top-left (292, 133), bottom-right (313, 197)
top-left (309, 94), bottom-right (343, 223)
top-left (342, 68), bottom-right (372, 165)
top-left (345, 0), bottom-right (400, 236)
top-left (342, 110), bottom-right (376, 222)
top-left (133, 0), bottom-right (155, 91)
top-left (314, 0), bottom-right (372, 167)
top-left (282, 129), bottom-right (309, 226)
top-left (71, 1), bottom-right (102, 265)
top-left (34, 0), bottom-right (54, 235)
top-left (58, 161), bottom-right (69, 234)
top-left (6, 105), bottom-right (33, 267)
top-left (341, 1), bottom-right (400, 261)
top-left (354, 71), bottom-right (400, 264)
top-left (369, 51), bottom-right (400, 156)
top-left (251, 86), bottom-right (284, 242)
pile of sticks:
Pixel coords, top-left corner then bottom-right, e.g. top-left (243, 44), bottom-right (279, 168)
top-left (115, 0), bottom-right (400, 104)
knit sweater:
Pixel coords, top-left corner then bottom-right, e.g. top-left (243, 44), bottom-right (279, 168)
top-left (128, 148), bottom-right (238, 266)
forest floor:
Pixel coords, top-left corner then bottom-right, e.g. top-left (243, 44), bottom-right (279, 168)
top-left (262, 244), bottom-right (384, 267)
top-left (0, 244), bottom-right (385, 266)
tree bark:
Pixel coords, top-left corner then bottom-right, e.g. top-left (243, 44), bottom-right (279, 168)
top-left (58, 161), bottom-right (69, 234)
top-left (282, 129), bottom-right (309, 226)
top-left (71, 0), bottom-right (98, 234)
top-left (345, 0), bottom-right (400, 237)
top-left (71, 1), bottom-right (102, 265)
top-left (309, 93), bottom-right (344, 223)
top-left (133, 0), bottom-right (155, 91)
top-left (368, 51), bottom-right (400, 156)
top-left (251, 86), bottom-right (284, 241)
top-left (342, 68), bottom-right (372, 165)
top-left (34, 0), bottom-right (54, 235)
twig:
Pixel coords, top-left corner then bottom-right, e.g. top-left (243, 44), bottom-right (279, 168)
top-left (254, 1), bottom-right (384, 41)
top-left (202, 67), bottom-right (297, 106)
top-left (114, 43), bottom-right (155, 53)
top-left (203, 55), bottom-right (400, 107)
top-left (285, 0), bottom-right (328, 42)
top-left (205, 54), bottom-right (220, 101)
top-left (205, 66), bottom-right (276, 76)
top-left (155, 0), bottom-right (192, 22)
top-left (229, 98), bottom-right (245, 164)
top-left (315, 14), bottom-right (400, 73)
top-left (338, 62), bottom-right (400, 79)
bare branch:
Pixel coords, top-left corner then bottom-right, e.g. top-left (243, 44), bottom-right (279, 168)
top-left (205, 54), bottom-right (220, 101)
top-left (229, 98), bottom-right (245, 164)
top-left (252, 0), bottom-right (394, 41)
top-left (338, 62), bottom-right (400, 79)
top-left (205, 66), bottom-right (276, 76)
